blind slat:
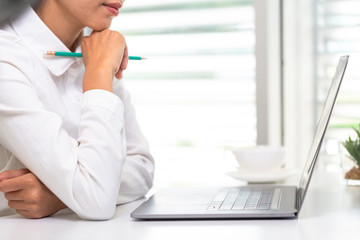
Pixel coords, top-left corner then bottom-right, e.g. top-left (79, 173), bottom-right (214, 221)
top-left (111, 0), bottom-right (256, 153)
top-left (316, 0), bottom-right (360, 139)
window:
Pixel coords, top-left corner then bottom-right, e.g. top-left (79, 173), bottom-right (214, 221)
top-left (315, 0), bottom-right (360, 157)
top-left (283, 0), bottom-right (360, 169)
top-left (111, 0), bottom-right (256, 187)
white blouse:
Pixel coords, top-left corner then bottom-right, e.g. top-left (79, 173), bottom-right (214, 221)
top-left (0, 6), bottom-right (154, 220)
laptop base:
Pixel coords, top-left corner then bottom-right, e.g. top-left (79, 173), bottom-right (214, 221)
top-left (131, 186), bottom-right (298, 220)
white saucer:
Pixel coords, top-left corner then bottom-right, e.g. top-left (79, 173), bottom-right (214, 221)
top-left (226, 168), bottom-right (298, 183)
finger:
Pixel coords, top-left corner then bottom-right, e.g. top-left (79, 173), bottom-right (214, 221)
top-left (4, 190), bottom-right (24, 201)
top-left (0, 173), bottom-right (34, 193)
top-left (0, 169), bottom-right (30, 181)
top-left (0, 178), bottom-right (24, 193)
top-left (15, 209), bottom-right (32, 219)
top-left (120, 43), bottom-right (129, 71)
top-left (8, 200), bottom-right (28, 211)
top-left (16, 209), bottom-right (44, 219)
top-left (115, 69), bottom-right (123, 79)
top-left (16, 210), bottom-right (46, 219)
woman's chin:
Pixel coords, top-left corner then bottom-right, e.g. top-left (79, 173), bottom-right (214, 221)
top-left (88, 20), bottom-right (112, 31)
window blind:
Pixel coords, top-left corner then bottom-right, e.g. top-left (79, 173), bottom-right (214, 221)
top-left (315, 0), bottom-right (360, 154)
top-left (111, 0), bottom-right (256, 158)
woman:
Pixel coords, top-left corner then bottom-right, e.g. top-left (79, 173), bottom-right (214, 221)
top-left (0, 0), bottom-right (154, 220)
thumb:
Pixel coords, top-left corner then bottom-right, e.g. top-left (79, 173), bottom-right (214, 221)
top-left (0, 168), bottom-right (30, 181)
top-left (115, 69), bottom-right (123, 79)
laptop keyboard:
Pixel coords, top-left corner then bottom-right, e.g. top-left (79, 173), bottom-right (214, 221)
top-left (207, 188), bottom-right (281, 211)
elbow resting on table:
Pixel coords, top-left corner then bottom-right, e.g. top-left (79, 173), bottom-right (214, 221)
top-left (75, 198), bottom-right (117, 221)
top-left (67, 155), bottom-right (154, 220)
top-left (69, 172), bottom-right (122, 220)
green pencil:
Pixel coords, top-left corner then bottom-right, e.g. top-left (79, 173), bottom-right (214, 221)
top-left (44, 51), bottom-right (146, 60)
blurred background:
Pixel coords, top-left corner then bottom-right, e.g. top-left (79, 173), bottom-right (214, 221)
top-left (110, 0), bottom-right (360, 188)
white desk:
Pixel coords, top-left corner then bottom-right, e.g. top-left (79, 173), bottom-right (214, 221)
top-left (1, 169), bottom-right (360, 240)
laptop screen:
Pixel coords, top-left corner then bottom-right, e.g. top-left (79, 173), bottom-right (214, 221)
top-left (297, 56), bottom-right (349, 211)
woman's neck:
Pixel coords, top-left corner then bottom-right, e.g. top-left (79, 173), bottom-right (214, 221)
top-left (35, 2), bottom-right (84, 52)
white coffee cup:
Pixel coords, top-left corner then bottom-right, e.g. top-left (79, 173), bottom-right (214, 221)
top-left (231, 145), bottom-right (286, 173)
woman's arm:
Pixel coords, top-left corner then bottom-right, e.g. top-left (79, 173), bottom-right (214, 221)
top-left (0, 29), bottom-right (131, 220)
top-left (0, 84), bottom-right (155, 219)
top-left (113, 84), bottom-right (155, 204)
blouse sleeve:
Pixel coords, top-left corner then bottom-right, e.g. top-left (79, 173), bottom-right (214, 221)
top-left (113, 82), bottom-right (155, 204)
top-left (0, 62), bottom-right (126, 220)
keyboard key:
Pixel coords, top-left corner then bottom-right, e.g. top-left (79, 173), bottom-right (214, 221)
top-left (259, 194), bottom-right (273, 204)
top-left (257, 203), bottom-right (270, 210)
top-left (232, 204), bottom-right (245, 210)
top-left (207, 188), bottom-right (278, 212)
top-left (213, 191), bottom-right (229, 202)
top-left (220, 204), bottom-right (233, 210)
top-left (244, 205), bottom-right (257, 210)
top-left (207, 201), bottom-right (222, 211)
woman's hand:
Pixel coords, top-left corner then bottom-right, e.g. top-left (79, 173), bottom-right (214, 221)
top-left (81, 28), bottom-right (128, 93)
top-left (0, 169), bottom-right (67, 219)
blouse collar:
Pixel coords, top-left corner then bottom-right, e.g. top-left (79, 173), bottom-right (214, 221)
top-left (10, 5), bottom-right (83, 77)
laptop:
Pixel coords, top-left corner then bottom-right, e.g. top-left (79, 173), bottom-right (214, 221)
top-left (131, 56), bottom-right (349, 220)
